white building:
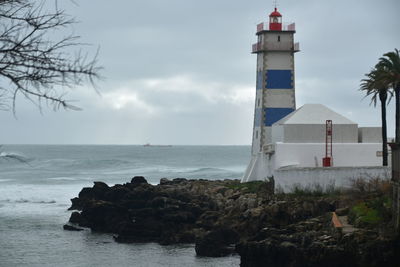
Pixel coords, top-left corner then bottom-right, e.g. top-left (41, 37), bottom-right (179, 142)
top-left (243, 9), bottom-right (389, 190)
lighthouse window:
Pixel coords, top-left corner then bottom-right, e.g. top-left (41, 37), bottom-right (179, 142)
top-left (257, 98), bottom-right (260, 107)
top-left (278, 36), bottom-right (280, 42)
top-left (255, 130), bottom-right (258, 139)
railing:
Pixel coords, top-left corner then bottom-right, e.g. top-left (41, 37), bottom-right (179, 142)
top-left (252, 41), bottom-right (300, 53)
top-left (252, 42), bottom-right (262, 53)
top-left (256, 22), bottom-right (296, 33)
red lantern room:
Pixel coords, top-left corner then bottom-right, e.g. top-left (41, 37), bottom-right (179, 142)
top-left (269, 8), bottom-right (282, 31)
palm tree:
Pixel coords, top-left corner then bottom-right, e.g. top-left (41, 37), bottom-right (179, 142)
top-left (360, 67), bottom-right (391, 166)
top-left (377, 49), bottom-right (400, 144)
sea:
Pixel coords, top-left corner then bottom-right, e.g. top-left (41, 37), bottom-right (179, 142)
top-left (0, 145), bottom-right (249, 267)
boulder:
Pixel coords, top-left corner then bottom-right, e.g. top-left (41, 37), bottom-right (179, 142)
top-left (68, 197), bottom-right (83, 210)
top-left (131, 176), bottom-right (148, 185)
top-left (104, 185), bottom-right (131, 202)
top-left (195, 227), bottom-right (239, 257)
top-left (69, 211), bottom-right (82, 224)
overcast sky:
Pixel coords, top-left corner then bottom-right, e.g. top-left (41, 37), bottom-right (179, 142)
top-left (1, 0), bottom-right (399, 145)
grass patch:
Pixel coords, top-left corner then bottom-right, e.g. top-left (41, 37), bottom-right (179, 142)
top-left (227, 181), bottom-right (266, 194)
top-left (277, 181), bottom-right (341, 197)
top-left (348, 196), bottom-right (392, 228)
top-left (347, 177), bottom-right (391, 195)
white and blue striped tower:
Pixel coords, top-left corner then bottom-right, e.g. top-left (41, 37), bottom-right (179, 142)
top-left (242, 7), bottom-right (299, 182)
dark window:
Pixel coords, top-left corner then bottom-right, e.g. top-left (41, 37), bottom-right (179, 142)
top-left (255, 130), bottom-right (258, 139)
top-left (278, 36), bottom-right (280, 42)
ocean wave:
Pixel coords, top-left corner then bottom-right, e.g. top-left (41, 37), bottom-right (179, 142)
top-left (179, 166), bottom-right (245, 180)
top-left (2, 198), bottom-right (57, 204)
top-left (0, 179), bottom-right (13, 182)
top-left (0, 151), bottom-right (31, 163)
top-left (48, 177), bottom-right (78, 181)
top-left (134, 166), bottom-right (241, 174)
top-left (187, 167), bottom-right (225, 173)
top-left (33, 158), bottom-right (135, 172)
top-left (99, 165), bottom-right (245, 178)
top-left (71, 159), bottom-right (134, 169)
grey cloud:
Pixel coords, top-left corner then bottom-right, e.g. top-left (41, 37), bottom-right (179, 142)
top-left (2, 0), bottom-right (399, 144)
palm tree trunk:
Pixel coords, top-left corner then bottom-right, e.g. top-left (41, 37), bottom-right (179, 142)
top-left (395, 85), bottom-right (400, 144)
top-left (380, 91), bottom-right (388, 166)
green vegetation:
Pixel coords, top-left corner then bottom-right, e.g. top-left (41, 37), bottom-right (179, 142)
top-left (275, 181), bottom-right (341, 198)
top-left (348, 196), bottom-right (392, 228)
top-left (360, 48), bottom-right (400, 148)
top-left (360, 66), bottom-right (391, 165)
top-left (348, 177), bottom-right (392, 195)
top-left (227, 181), bottom-right (266, 194)
top-left (346, 177), bottom-right (392, 228)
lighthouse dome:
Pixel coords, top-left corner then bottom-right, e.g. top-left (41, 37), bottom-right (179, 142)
top-left (269, 8), bottom-right (282, 30)
top-left (269, 8), bottom-right (282, 17)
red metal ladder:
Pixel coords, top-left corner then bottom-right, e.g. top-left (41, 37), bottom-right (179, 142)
top-left (323, 120), bottom-right (333, 167)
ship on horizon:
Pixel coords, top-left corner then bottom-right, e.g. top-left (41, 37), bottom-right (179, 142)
top-left (143, 143), bottom-right (172, 147)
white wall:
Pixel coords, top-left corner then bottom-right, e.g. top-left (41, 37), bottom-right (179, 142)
top-left (282, 124), bottom-right (358, 143)
top-left (262, 126), bottom-right (272, 145)
top-left (252, 126), bottom-right (262, 155)
top-left (265, 89), bottom-right (295, 108)
top-left (263, 52), bottom-right (293, 70)
top-left (257, 53), bottom-right (263, 71)
top-left (264, 32), bottom-right (294, 51)
top-left (273, 142), bottom-right (383, 169)
top-left (272, 125), bottom-right (284, 143)
top-left (358, 127), bottom-right (382, 143)
top-left (242, 153), bottom-right (274, 182)
top-left (275, 166), bottom-right (390, 192)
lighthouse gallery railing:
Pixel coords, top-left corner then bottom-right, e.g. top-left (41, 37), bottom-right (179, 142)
top-left (252, 42), bottom-right (300, 53)
top-left (256, 22), bottom-right (296, 33)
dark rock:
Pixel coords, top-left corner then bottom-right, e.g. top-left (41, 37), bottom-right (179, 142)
top-left (63, 224), bottom-right (84, 231)
top-left (335, 207), bottom-right (349, 216)
top-left (91, 181), bottom-right (110, 199)
top-left (68, 197), bottom-right (83, 210)
top-left (68, 176), bottom-right (400, 265)
top-left (127, 186), bottom-right (155, 203)
top-left (93, 181), bottom-right (109, 189)
top-left (196, 211), bottom-right (220, 229)
top-left (131, 176), bottom-right (148, 185)
top-left (163, 211), bottom-right (196, 224)
top-left (159, 178), bottom-right (170, 185)
top-left (69, 211), bottom-right (82, 224)
top-left (316, 199), bottom-right (336, 213)
top-left (150, 196), bottom-right (168, 208)
top-left (76, 181), bottom-right (109, 202)
top-left (195, 227), bottom-right (239, 257)
top-left (78, 187), bottom-right (95, 199)
top-left (104, 185), bottom-right (131, 202)
top-left (121, 199), bottom-right (147, 209)
top-left (114, 218), bottom-right (162, 243)
top-left (80, 201), bottom-right (129, 232)
top-left (172, 178), bottom-right (188, 184)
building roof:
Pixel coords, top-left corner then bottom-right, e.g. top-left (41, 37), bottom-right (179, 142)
top-left (274, 104), bottom-right (357, 125)
top-left (269, 8), bottom-right (282, 17)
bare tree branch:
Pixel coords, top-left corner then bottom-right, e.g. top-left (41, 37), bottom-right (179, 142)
top-left (0, 0), bottom-right (101, 114)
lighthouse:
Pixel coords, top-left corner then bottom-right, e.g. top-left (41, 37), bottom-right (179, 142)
top-left (242, 8), bottom-right (387, 189)
top-left (243, 7), bottom-right (299, 182)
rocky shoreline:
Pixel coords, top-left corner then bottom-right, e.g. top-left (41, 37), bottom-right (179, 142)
top-left (65, 177), bottom-right (400, 266)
